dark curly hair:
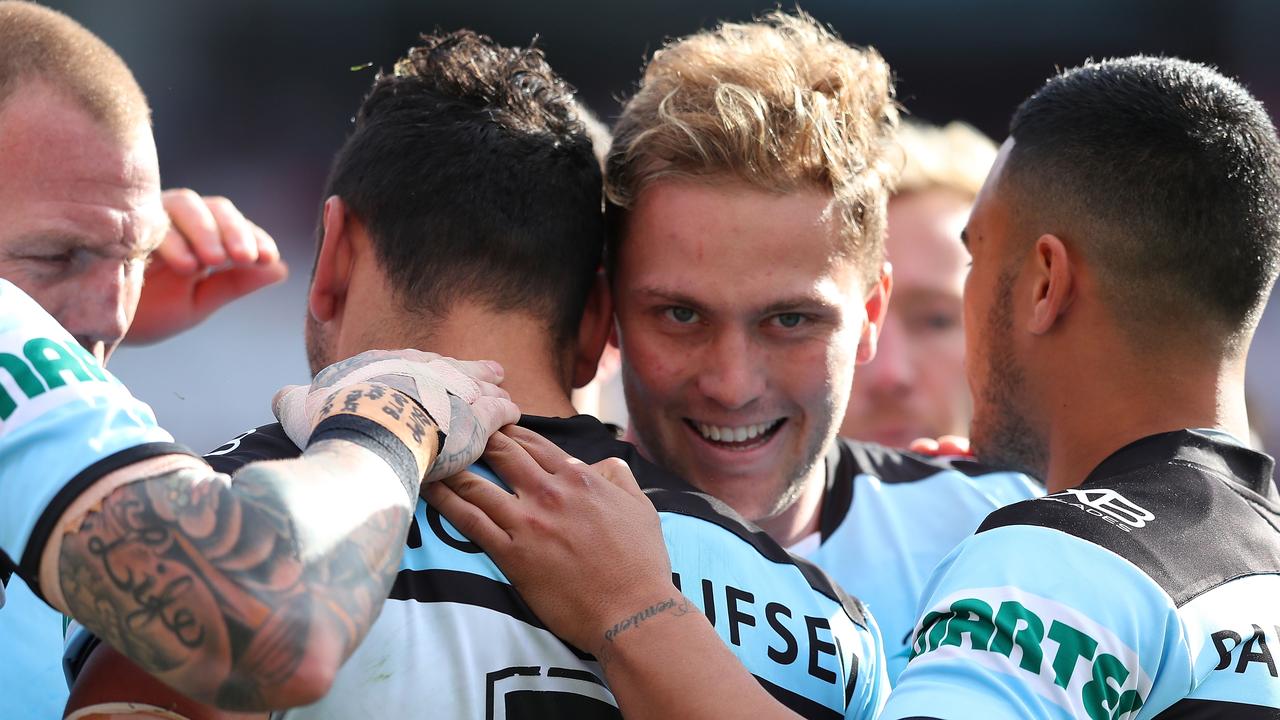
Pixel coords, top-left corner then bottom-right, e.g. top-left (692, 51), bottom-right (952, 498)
top-left (323, 30), bottom-right (603, 349)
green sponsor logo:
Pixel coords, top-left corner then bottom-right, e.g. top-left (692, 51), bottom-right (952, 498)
top-left (0, 337), bottom-right (108, 420)
top-left (910, 597), bottom-right (1144, 720)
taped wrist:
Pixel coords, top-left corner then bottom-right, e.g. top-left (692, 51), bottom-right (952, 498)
top-left (307, 382), bottom-right (444, 501)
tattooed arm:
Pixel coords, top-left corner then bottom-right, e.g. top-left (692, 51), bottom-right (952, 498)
top-left (45, 351), bottom-right (519, 712)
top-left (54, 442), bottom-right (407, 710)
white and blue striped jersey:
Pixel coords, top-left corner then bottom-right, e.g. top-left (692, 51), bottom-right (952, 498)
top-left (883, 429), bottom-right (1280, 719)
top-left (150, 416), bottom-right (891, 719)
top-left (796, 438), bottom-right (1043, 681)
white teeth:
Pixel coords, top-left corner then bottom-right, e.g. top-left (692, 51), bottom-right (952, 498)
top-left (695, 420), bottom-right (778, 443)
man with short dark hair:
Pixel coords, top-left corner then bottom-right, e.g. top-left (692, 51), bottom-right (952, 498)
top-left (881, 55), bottom-right (1280, 718)
top-left (69, 30), bottom-right (888, 720)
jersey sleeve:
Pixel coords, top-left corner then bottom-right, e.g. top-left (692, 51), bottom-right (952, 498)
top-left (59, 424), bottom-right (300, 693)
top-left (0, 280), bottom-right (191, 599)
top-left (881, 524), bottom-right (1188, 720)
top-left (202, 423), bottom-right (301, 473)
top-left (846, 608), bottom-right (890, 720)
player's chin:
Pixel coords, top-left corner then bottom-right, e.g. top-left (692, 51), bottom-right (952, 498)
top-left (688, 475), bottom-right (782, 523)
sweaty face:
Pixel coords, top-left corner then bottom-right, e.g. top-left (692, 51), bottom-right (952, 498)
top-left (842, 189), bottom-right (972, 447)
top-left (614, 179), bottom-right (870, 528)
top-left (963, 141), bottom-right (1046, 477)
top-left (0, 82), bottom-right (167, 364)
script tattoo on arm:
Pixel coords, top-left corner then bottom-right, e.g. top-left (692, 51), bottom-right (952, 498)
top-left (58, 461), bottom-right (410, 711)
top-left (596, 596), bottom-right (694, 669)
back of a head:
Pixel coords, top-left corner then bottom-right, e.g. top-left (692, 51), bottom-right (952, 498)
top-left (324, 29), bottom-right (603, 349)
top-left (894, 120), bottom-right (997, 202)
top-left (0, 0), bottom-right (149, 135)
top-left (1005, 56), bottom-right (1280, 355)
top-left (605, 10), bottom-right (899, 282)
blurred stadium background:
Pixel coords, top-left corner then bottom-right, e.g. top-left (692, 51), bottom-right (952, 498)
top-left (42, 0), bottom-right (1280, 455)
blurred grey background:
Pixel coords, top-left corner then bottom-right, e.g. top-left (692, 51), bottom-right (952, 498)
top-left (43, 0), bottom-right (1280, 454)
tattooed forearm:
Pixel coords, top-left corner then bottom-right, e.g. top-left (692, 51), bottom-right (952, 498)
top-left (59, 462), bottom-right (412, 711)
top-left (597, 597), bottom-right (694, 668)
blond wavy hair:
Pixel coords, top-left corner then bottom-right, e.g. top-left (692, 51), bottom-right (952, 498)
top-left (605, 10), bottom-right (899, 277)
top-left (895, 120), bottom-right (997, 200)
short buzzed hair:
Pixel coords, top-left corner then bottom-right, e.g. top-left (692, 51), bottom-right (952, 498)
top-left (0, 1), bottom-right (149, 135)
top-left (606, 10), bottom-right (899, 283)
top-left (1004, 56), bottom-right (1280, 354)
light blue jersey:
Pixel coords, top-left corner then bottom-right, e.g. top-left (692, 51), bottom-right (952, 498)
top-left (797, 438), bottom-right (1043, 681)
top-left (1, 279), bottom-right (187, 720)
top-left (0, 279), bottom-right (179, 590)
top-left (0, 575), bottom-right (66, 717)
top-left (883, 430), bottom-right (1280, 719)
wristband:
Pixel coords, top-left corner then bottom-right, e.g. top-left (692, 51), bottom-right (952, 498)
top-left (308, 382), bottom-right (444, 500)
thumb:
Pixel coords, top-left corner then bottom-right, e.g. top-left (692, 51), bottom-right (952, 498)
top-left (272, 384), bottom-right (307, 420)
top-left (192, 262), bottom-right (289, 316)
top-left (272, 384), bottom-right (313, 448)
top-left (591, 457), bottom-right (647, 501)
top-left (472, 396), bottom-right (522, 434)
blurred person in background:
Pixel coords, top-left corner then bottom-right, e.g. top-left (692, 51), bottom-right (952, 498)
top-left (840, 121), bottom-right (997, 449)
top-left (68, 29), bottom-right (887, 720)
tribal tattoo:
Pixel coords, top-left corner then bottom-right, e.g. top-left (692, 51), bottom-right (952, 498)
top-left (58, 461), bottom-right (411, 711)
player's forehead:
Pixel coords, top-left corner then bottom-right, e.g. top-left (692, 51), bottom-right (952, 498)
top-left (616, 178), bottom-right (859, 304)
top-left (0, 95), bottom-right (165, 259)
top-left (887, 188), bottom-right (971, 291)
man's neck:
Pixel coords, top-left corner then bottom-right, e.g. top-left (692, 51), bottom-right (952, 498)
top-left (1042, 356), bottom-right (1250, 493)
top-left (353, 304), bottom-right (578, 419)
top-left (755, 462), bottom-right (827, 549)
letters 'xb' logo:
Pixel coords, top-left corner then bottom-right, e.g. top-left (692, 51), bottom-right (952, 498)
top-left (1057, 489), bottom-right (1155, 528)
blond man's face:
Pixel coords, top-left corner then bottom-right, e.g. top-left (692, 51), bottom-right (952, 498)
top-left (613, 178), bottom-right (881, 528)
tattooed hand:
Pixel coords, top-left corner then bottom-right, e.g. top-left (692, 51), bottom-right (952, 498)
top-left (273, 349), bottom-right (520, 481)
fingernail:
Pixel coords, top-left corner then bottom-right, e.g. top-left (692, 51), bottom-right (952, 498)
top-left (487, 361), bottom-right (503, 376)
